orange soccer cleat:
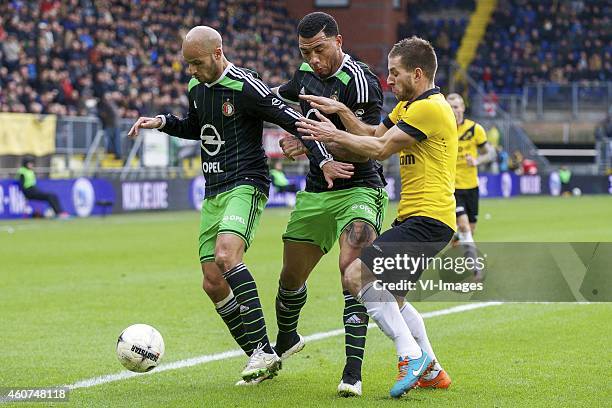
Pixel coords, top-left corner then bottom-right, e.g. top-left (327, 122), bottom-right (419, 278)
top-left (416, 369), bottom-right (452, 389)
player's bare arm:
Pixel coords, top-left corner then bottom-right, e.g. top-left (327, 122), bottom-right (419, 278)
top-left (325, 140), bottom-right (369, 162)
top-left (298, 112), bottom-right (402, 160)
top-left (299, 94), bottom-right (379, 136)
top-left (466, 142), bottom-right (495, 167)
top-left (127, 116), bottom-right (163, 138)
top-left (280, 134), bottom-right (368, 162)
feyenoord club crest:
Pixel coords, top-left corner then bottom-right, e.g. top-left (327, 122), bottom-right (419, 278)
top-left (222, 101), bottom-right (234, 117)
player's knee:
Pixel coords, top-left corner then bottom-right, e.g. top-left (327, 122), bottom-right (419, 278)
top-left (214, 248), bottom-right (240, 272)
top-left (345, 222), bottom-right (376, 249)
top-left (202, 273), bottom-right (225, 297)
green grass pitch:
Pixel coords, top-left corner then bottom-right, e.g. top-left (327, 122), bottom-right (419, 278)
top-left (1, 196), bottom-right (611, 407)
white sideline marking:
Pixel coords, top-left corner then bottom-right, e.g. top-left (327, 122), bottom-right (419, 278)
top-left (66, 302), bottom-right (503, 390)
top-left (0, 224), bottom-right (42, 233)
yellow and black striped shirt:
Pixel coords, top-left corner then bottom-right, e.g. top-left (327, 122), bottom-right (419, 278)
top-left (455, 119), bottom-right (487, 189)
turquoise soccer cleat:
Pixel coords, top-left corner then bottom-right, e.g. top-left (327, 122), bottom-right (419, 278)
top-left (389, 351), bottom-right (433, 398)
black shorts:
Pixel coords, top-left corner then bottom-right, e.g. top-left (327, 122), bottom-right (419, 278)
top-left (359, 216), bottom-right (455, 288)
top-left (455, 187), bottom-right (480, 223)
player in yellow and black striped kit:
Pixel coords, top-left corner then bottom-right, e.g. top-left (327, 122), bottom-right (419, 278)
top-left (446, 93), bottom-right (495, 281)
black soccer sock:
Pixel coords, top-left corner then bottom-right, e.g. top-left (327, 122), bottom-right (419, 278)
top-left (275, 283), bottom-right (307, 351)
top-left (223, 263), bottom-right (274, 354)
top-left (215, 293), bottom-right (253, 356)
top-left (342, 290), bottom-right (368, 379)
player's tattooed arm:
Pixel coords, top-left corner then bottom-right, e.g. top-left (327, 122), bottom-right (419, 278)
top-left (299, 95), bottom-right (378, 137)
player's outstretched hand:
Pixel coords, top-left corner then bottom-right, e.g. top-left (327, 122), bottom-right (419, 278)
top-left (321, 160), bottom-right (354, 189)
top-left (299, 94), bottom-right (347, 115)
top-left (279, 136), bottom-right (307, 160)
top-left (128, 116), bottom-right (162, 138)
top-left (297, 111), bottom-right (338, 143)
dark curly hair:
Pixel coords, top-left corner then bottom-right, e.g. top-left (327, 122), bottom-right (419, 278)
top-left (297, 12), bottom-right (339, 39)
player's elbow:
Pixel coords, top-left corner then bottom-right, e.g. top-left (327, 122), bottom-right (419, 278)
top-left (372, 141), bottom-right (393, 161)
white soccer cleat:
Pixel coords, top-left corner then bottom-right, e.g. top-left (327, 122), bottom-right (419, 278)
top-left (235, 373), bottom-right (273, 386)
top-left (279, 334), bottom-right (305, 360)
top-left (241, 343), bottom-right (281, 381)
top-left (337, 379), bottom-right (362, 397)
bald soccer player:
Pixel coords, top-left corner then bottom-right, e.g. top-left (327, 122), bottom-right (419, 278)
top-left (128, 26), bottom-right (354, 384)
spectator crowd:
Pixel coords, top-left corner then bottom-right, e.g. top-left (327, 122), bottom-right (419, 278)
top-left (0, 0), bottom-right (302, 117)
top-left (399, 0), bottom-right (475, 90)
top-left (470, 0), bottom-right (611, 93)
top-left (1, 0), bottom-right (610, 118)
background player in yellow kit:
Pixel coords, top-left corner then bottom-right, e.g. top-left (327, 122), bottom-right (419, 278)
top-left (446, 93), bottom-right (495, 280)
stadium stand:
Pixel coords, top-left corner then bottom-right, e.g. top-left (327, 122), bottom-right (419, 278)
top-left (1, 0), bottom-right (610, 175)
top-left (0, 0), bottom-right (302, 117)
top-left (469, 0), bottom-right (611, 94)
top-left (398, 0), bottom-right (476, 90)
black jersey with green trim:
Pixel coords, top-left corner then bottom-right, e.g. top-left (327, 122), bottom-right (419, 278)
top-left (159, 63), bottom-right (330, 199)
top-left (277, 54), bottom-right (386, 193)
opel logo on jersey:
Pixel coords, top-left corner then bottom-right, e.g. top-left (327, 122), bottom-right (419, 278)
top-left (200, 124), bottom-right (225, 156)
top-left (222, 101), bottom-right (235, 117)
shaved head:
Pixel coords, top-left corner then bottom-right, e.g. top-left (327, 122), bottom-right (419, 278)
top-left (182, 26), bottom-right (227, 84)
top-left (183, 26), bottom-right (222, 56)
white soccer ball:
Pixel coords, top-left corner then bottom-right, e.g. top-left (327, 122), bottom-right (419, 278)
top-left (116, 324), bottom-right (165, 373)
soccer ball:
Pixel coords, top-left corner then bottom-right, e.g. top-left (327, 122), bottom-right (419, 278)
top-left (116, 324), bottom-right (165, 373)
